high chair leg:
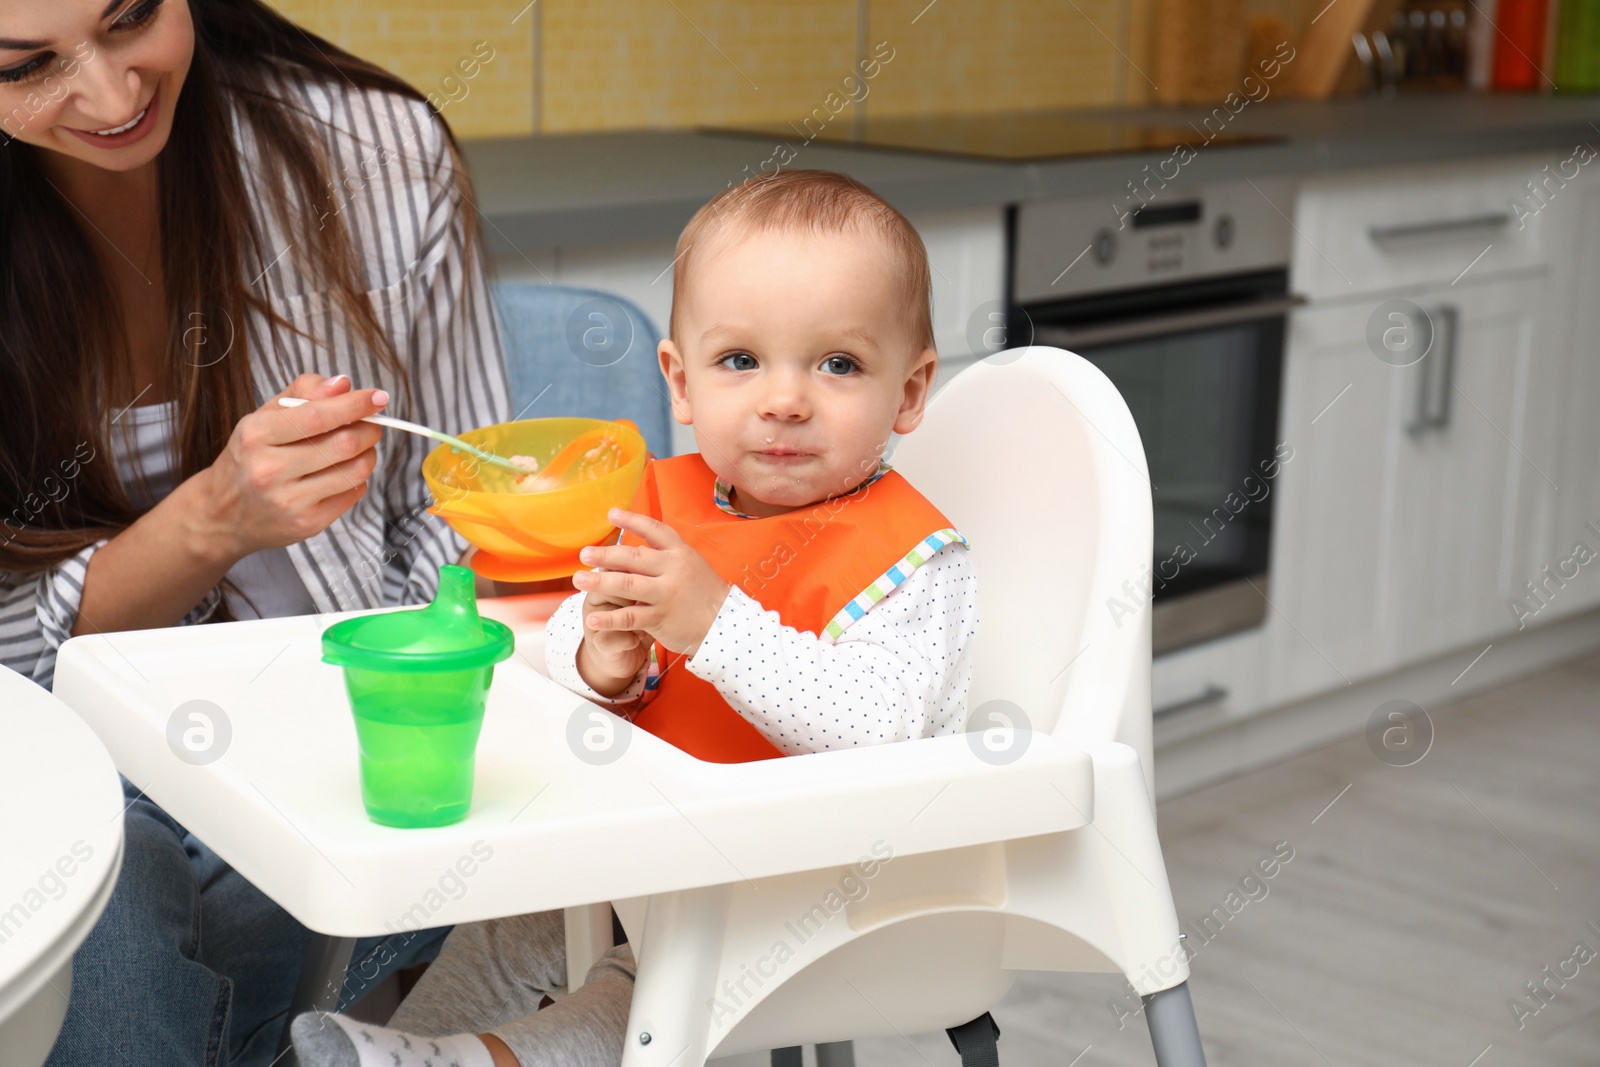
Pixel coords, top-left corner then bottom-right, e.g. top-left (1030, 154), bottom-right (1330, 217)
top-left (1143, 982), bottom-right (1207, 1066)
top-left (275, 933), bottom-right (356, 1066)
top-left (620, 885), bottom-right (730, 1067)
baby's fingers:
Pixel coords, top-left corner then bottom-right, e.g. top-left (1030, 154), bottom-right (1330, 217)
top-left (579, 542), bottom-right (664, 575)
top-left (607, 509), bottom-right (682, 551)
top-left (586, 603), bottom-right (645, 633)
top-left (588, 627), bottom-right (647, 665)
top-left (574, 567), bottom-right (649, 603)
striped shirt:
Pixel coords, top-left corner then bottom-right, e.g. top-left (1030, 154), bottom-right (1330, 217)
top-left (0, 73), bottom-right (511, 689)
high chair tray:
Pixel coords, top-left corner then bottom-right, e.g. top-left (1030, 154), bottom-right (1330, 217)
top-left (53, 607), bottom-right (1093, 938)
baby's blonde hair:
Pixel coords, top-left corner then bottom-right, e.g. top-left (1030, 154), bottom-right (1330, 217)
top-left (669, 169), bottom-right (935, 353)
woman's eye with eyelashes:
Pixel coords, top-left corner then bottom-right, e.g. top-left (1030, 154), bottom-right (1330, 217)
top-left (115, 0), bottom-right (166, 30)
top-left (0, 54), bottom-right (52, 85)
top-left (0, 0), bottom-right (164, 85)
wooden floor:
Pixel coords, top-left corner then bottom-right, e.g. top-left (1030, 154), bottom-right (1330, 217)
top-left (725, 648), bottom-right (1600, 1067)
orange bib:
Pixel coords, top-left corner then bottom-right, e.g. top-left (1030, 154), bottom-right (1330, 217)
top-left (616, 453), bottom-right (964, 763)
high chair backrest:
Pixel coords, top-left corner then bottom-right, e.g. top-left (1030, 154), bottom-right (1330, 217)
top-left (891, 348), bottom-right (1157, 799)
top-left (490, 281), bottom-right (674, 459)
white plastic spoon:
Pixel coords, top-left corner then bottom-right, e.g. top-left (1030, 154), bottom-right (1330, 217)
top-left (276, 396), bottom-right (529, 477)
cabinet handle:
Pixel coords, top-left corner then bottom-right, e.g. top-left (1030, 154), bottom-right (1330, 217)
top-left (1405, 322), bottom-right (1435, 436)
top-left (1154, 683), bottom-right (1229, 717)
top-left (1425, 305), bottom-right (1457, 431)
top-left (1369, 212), bottom-right (1511, 243)
top-left (1406, 304), bottom-right (1457, 436)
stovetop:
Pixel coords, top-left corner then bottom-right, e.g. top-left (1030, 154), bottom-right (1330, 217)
top-left (702, 110), bottom-right (1284, 163)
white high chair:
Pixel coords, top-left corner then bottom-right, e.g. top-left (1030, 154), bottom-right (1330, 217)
top-left (44, 344), bottom-right (1203, 1067)
top-left (603, 346), bottom-right (1208, 1067)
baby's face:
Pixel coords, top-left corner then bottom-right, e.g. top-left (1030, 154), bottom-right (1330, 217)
top-left (660, 226), bottom-right (936, 518)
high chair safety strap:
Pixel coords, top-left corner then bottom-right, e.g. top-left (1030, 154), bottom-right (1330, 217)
top-left (946, 1012), bottom-right (1002, 1067)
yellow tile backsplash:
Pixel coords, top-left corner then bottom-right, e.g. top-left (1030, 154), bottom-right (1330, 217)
top-left (868, 0), bottom-right (1133, 115)
top-left (542, 0), bottom-right (858, 133)
top-left (268, 0), bottom-right (536, 139)
top-left (268, 0), bottom-right (1321, 140)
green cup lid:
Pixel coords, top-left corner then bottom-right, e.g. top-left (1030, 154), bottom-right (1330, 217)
top-left (322, 564), bottom-right (515, 673)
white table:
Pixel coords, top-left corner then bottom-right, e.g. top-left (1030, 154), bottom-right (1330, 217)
top-left (0, 668), bottom-right (124, 1067)
top-left (52, 595), bottom-right (1089, 1062)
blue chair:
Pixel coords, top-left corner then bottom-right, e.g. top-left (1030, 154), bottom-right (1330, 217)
top-left (490, 282), bottom-right (674, 458)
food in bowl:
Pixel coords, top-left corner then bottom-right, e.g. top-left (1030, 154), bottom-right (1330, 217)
top-left (422, 417), bottom-right (647, 582)
top-left (508, 454), bottom-right (542, 493)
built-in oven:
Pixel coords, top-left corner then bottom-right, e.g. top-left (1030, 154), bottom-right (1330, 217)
top-left (1008, 179), bottom-right (1301, 656)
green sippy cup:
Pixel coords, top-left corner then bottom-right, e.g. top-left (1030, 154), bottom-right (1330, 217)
top-left (321, 564), bottom-right (514, 828)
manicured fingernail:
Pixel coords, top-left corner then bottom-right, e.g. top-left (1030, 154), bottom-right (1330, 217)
top-left (372, 389), bottom-right (390, 407)
top-left (323, 374), bottom-right (349, 391)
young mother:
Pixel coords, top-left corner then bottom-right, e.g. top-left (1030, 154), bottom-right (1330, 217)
top-left (0, 0), bottom-right (510, 1062)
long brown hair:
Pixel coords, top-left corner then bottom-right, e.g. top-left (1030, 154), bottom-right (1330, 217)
top-left (0, 0), bottom-right (477, 577)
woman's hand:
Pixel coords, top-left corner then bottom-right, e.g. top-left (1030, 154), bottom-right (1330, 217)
top-left (189, 373), bottom-right (387, 564)
top-left (573, 509), bottom-right (732, 658)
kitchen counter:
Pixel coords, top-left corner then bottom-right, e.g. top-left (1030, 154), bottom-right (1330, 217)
top-left (462, 93), bottom-right (1600, 253)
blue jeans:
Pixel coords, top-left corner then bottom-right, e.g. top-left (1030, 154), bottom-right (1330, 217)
top-left (44, 778), bottom-right (449, 1067)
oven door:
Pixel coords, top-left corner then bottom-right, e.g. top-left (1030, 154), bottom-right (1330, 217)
top-left (1024, 269), bottom-right (1299, 655)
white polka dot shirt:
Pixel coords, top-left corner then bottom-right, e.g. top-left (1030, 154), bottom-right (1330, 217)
top-left (542, 542), bottom-right (979, 755)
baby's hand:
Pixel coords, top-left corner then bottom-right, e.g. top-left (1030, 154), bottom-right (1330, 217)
top-left (573, 509), bottom-right (731, 658)
top-left (575, 575), bottom-right (651, 698)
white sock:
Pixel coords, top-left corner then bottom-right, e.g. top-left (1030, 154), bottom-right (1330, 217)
top-left (291, 1011), bottom-right (498, 1067)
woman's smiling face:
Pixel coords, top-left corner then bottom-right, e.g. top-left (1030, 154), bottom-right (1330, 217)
top-left (0, 0), bottom-right (193, 172)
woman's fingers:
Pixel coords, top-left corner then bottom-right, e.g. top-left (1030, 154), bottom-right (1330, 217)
top-left (279, 372), bottom-right (352, 402)
top-left (261, 386), bottom-right (389, 447)
top-left (205, 378), bottom-right (391, 557)
top-left (295, 446), bottom-right (381, 504)
top-left (309, 482), bottom-right (371, 529)
top-left (279, 420), bottom-right (385, 481)
top-left (252, 381), bottom-right (386, 479)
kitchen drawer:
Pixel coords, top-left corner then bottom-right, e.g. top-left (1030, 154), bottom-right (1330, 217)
top-left (1293, 153), bottom-right (1553, 301)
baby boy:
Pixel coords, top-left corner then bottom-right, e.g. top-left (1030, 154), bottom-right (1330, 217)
top-left (294, 168), bottom-right (979, 1067)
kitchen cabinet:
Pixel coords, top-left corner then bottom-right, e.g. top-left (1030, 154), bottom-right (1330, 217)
top-left (1290, 163), bottom-right (1548, 301)
top-left (1383, 274), bottom-right (1544, 662)
top-left (1259, 154), bottom-right (1558, 705)
top-left (1514, 158), bottom-right (1600, 625)
top-left (1263, 276), bottom-right (1543, 695)
top-left (916, 206), bottom-right (1008, 366)
top-left (1266, 298), bottom-right (1398, 698)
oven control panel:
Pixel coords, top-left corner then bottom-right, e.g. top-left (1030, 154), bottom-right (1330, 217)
top-left (1012, 177), bottom-right (1297, 304)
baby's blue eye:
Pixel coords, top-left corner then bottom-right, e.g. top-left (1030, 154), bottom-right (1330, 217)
top-left (822, 355), bottom-right (859, 376)
top-left (720, 351), bottom-right (757, 371)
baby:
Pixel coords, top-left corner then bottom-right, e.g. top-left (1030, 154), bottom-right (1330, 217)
top-left (294, 169), bottom-right (979, 1067)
